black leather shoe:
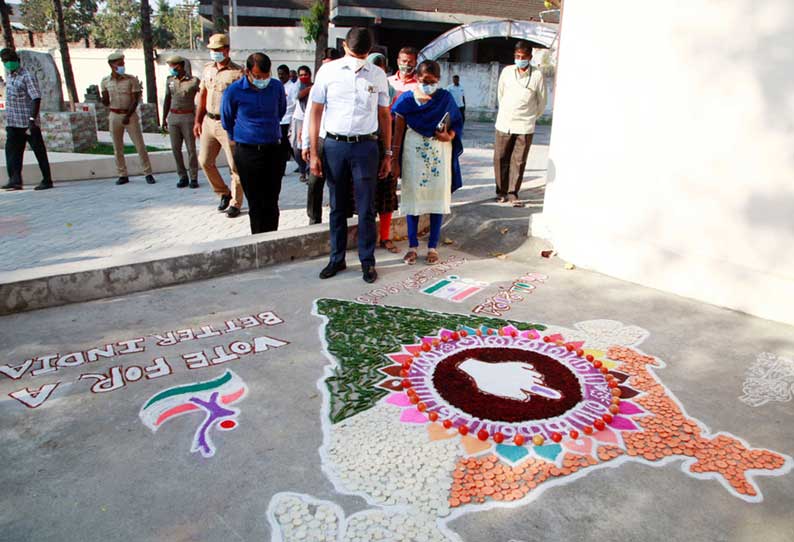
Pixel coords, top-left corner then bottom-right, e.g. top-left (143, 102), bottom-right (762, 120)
top-left (218, 194), bottom-right (231, 211)
top-left (189, 179), bottom-right (199, 189)
top-left (176, 177), bottom-right (189, 188)
top-left (362, 265), bottom-right (378, 284)
top-left (116, 176), bottom-right (129, 185)
top-left (34, 181), bottom-right (53, 190)
top-left (319, 261), bottom-right (346, 279)
top-left (226, 206), bottom-right (241, 218)
top-left (145, 175), bottom-right (156, 184)
top-left (2, 182), bottom-right (22, 190)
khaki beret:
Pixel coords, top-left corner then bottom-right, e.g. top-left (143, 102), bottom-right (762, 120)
top-left (107, 52), bottom-right (124, 62)
top-left (208, 34), bottom-right (229, 49)
top-left (166, 55), bottom-right (186, 64)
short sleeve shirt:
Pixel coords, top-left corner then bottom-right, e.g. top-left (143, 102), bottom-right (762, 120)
top-left (4, 67), bottom-right (41, 128)
top-left (311, 56), bottom-right (390, 136)
top-left (100, 73), bottom-right (142, 110)
top-left (166, 75), bottom-right (200, 111)
top-left (200, 60), bottom-right (244, 115)
top-left (447, 84), bottom-right (465, 108)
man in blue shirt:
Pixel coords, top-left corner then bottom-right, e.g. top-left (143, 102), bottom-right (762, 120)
top-left (221, 53), bottom-right (287, 234)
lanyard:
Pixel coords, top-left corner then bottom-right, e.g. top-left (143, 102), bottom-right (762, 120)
top-left (515, 66), bottom-right (532, 89)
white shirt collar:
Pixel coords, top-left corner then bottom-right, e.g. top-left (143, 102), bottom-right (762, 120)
top-left (342, 55), bottom-right (370, 72)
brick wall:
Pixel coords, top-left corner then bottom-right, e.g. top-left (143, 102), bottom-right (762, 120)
top-left (0, 110), bottom-right (98, 152)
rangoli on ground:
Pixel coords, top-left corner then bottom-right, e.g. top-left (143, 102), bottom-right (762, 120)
top-left (267, 300), bottom-right (792, 542)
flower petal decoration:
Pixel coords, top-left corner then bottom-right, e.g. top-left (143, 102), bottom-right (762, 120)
top-left (496, 444), bottom-right (530, 464)
top-left (609, 415), bottom-right (639, 431)
top-left (534, 443), bottom-right (563, 463)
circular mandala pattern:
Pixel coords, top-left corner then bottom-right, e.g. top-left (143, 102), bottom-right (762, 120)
top-left (404, 329), bottom-right (617, 443)
top-left (431, 347), bottom-right (582, 422)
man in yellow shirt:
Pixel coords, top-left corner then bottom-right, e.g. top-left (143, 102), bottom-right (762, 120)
top-left (494, 41), bottom-right (547, 206)
top-left (100, 52), bottom-right (155, 185)
top-left (162, 55), bottom-right (200, 189)
top-left (194, 34), bottom-right (245, 217)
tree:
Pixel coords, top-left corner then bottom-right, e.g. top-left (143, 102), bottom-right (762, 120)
top-left (53, 0), bottom-right (78, 107)
top-left (300, 0), bottom-right (328, 73)
top-left (94, 0), bottom-right (140, 48)
top-left (20, 0), bottom-right (97, 45)
top-left (152, 0), bottom-right (174, 48)
top-left (211, 0), bottom-right (224, 33)
top-left (0, 0), bottom-right (17, 49)
top-left (139, 0), bottom-right (157, 109)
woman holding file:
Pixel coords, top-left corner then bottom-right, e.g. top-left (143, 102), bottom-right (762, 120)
top-left (391, 60), bottom-right (464, 265)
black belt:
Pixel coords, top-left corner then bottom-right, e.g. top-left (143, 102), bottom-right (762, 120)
top-left (326, 132), bottom-right (378, 143)
top-left (206, 112), bottom-right (221, 120)
top-left (235, 142), bottom-right (279, 151)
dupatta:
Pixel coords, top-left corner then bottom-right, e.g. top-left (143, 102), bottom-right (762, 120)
top-left (392, 88), bottom-right (464, 192)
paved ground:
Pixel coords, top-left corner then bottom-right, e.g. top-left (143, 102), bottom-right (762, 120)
top-left (0, 123), bottom-right (548, 274)
top-left (0, 242), bottom-right (792, 542)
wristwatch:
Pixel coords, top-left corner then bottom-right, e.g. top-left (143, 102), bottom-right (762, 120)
top-left (384, 149), bottom-right (393, 156)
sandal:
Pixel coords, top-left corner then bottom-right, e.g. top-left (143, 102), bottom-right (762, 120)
top-left (426, 250), bottom-right (440, 265)
top-left (380, 239), bottom-right (400, 253)
top-left (403, 250), bottom-right (418, 265)
top-left (512, 199), bottom-right (525, 208)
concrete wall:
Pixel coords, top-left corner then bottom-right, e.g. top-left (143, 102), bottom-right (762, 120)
top-left (543, 0), bottom-right (794, 325)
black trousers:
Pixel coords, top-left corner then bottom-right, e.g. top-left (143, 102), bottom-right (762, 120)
top-left (279, 124), bottom-right (292, 175)
top-left (5, 126), bottom-right (52, 187)
top-left (306, 137), bottom-right (325, 224)
top-left (233, 143), bottom-right (284, 234)
top-left (459, 106), bottom-right (466, 124)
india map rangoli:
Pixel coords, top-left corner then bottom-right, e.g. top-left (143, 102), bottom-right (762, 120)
top-left (267, 300), bottom-right (792, 542)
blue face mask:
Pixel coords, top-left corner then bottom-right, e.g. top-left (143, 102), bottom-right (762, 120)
top-left (210, 51), bottom-right (225, 63)
top-left (169, 68), bottom-right (179, 77)
top-left (251, 77), bottom-right (270, 89)
top-left (420, 83), bottom-right (438, 96)
top-left (515, 58), bottom-right (530, 69)
top-left (115, 66), bottom-right (126, 75)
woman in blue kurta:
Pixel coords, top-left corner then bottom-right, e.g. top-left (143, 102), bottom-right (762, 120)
top-left (391, 60), bottom-right (464, 265)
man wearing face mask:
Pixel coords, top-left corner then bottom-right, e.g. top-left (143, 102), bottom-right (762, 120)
top-left (101, 52), bottom-right (155, 186)
top-left (309, 27), bottom-right (392, 284)
top-left (494, 40), bottom-right (547, 207)
top-left (291, 65), bottom-right (312, 183)
top-left (195, 34), bottom-right (244, 217)
top-left (387, 46), bottom-right (419, 103)
top-left (221, 52), bottom-right (286, 235)
top-left (0, 48), bottom-right (54, 191)
top-left (162, 56), bottom-right (200, 189)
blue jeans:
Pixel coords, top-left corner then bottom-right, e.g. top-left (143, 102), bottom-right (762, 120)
top-left (323, 138), bottom-right (379, 266)
top-left (407, 214), bottom-right (443, 249)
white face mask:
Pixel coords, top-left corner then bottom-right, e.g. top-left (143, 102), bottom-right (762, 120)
top-left (210, 51), bottom-right (225, 63)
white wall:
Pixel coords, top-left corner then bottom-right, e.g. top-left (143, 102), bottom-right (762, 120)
top-left (543, 0), bottom-right (794, 325)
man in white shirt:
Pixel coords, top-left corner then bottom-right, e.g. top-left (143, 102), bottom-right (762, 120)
top-left (494, 41), bottom-right (547, 206)
top-left (278, 64), bottom-right (299, 175)
top-left (447, 74), bottom-right (466, 124)
top-left (309, 27), bottom-right (392, 283)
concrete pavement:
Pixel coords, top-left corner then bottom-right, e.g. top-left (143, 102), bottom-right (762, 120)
top-left (0, 124), bottom-right (548, 275)
top-left (0, 244), bottom-right (792, 541)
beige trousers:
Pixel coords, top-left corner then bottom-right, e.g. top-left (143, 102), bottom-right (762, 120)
top-left (109, 111), bottom-right (152, 177)
top-left (198, 116), bottom-right (243, 208)
top-left (168, 112), bottom-right (198, 180)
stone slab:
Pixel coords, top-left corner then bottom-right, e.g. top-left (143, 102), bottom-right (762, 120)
top-left (0, 215), bottom-right (428, 315)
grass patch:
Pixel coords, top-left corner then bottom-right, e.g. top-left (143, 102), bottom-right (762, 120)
top-left (81, 142), bottom-right (168, 155)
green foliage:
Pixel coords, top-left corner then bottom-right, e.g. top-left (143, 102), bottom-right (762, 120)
top-left (300, 0), bottom-right (324, 44)
top-left (316, 298), bottom-right (546, 424)
top-left (20, 0), bottom-right (97, 42)
top-left (94, 0), bottom-right (141, 48)
top-left (153, 0), bottom-right (200, 49)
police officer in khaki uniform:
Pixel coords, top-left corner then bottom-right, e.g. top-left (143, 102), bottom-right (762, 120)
top-left (162, 55), bottom-right (200, 188)
top-left (100, 52), bottom-right (156, 185)
top-left (194, 34), bottom-right (244, 217)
